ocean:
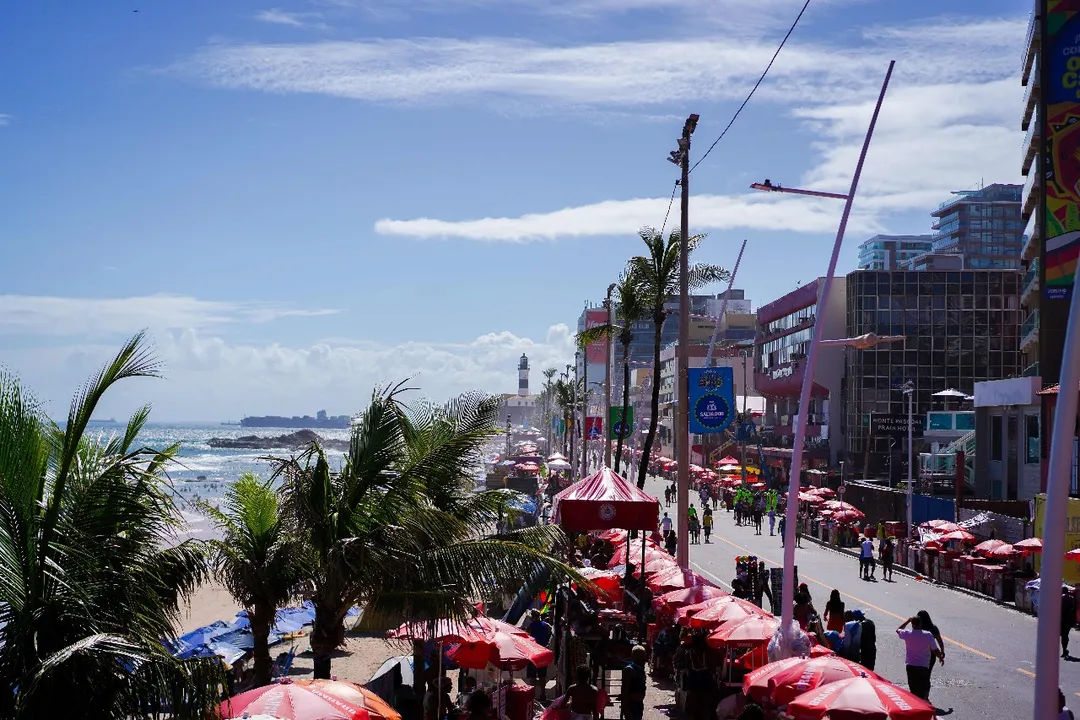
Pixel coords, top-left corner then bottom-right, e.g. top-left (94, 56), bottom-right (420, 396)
top-left (92, 422), bottom-right (353, 540)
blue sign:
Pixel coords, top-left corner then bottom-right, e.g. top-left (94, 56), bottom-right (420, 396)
top-left (589, 426), bottom-right (601, 439)
top-left (688, 367), bottom-right (735, 434)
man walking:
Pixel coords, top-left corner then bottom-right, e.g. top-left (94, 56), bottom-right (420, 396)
top-left (660, 512), bottom-right (673, 538)
top-left (621, 645), bottom-right (648, 720)
top-left (767, 507), bottom-right (776, 536)
top-left (1063, 587), bottom-right (1077, 659)
top-left (896, 615), bottom-right (939, 701)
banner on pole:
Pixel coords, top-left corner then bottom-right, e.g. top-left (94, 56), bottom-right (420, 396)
top-left (688, 367), bottom-right (736, 434)
top-left (609, 406), bottom-right (634, 440)
top-left (552, 417), bottom-right (566, 436)
top-left (586, 416), bottom-right (604, 440)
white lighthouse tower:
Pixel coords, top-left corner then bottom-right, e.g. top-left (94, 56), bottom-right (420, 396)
top-left (518, 353), bottom-right (529, 396)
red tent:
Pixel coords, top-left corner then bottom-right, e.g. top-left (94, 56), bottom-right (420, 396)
top-left (552, 467), bottom-right (660, 531)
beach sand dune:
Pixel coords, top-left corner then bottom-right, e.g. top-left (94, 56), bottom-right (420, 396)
top-left (180, 582), bottom-right (409, 684)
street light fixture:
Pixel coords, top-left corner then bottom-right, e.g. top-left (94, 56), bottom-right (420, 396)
top-left (750, 179), bottom-right (849, 201)
top-left (899, 381), bottom-right (915, 542)
top-left (767, 60), bottom-right (894, 658)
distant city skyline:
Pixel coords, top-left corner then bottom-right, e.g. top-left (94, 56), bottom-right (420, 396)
top-left (0, 0), bottom-right (1025, 419)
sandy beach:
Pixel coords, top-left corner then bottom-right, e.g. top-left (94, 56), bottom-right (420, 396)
top-left (180, 581), bottom-right (410, 684)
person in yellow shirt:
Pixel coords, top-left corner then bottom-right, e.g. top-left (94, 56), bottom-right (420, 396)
top-left (703, 506), bottom-right (714, 544)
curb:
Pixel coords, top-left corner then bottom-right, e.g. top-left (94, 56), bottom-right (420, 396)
top-left (799, 531), bottom-right (1034, 614)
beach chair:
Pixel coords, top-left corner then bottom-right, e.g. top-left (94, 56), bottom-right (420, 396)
top-left (271, 646), bottom-right (296, 678)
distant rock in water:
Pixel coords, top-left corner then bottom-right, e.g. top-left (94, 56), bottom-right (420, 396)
top-left (207, 429), bottom-right (350, 451)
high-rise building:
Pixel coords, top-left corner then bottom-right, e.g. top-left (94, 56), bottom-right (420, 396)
top-left (1020, 4), bottom-right (1043, 384)
top-left (843, 270), bottom-right (1023, 477)
top-left (856, 234), bottom-right (934, 270)
top-left (928, 184), bottom-right (1024, 270)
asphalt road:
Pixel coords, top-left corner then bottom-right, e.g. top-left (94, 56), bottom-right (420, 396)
top-left (641, 474), bottom-right (1074, 719)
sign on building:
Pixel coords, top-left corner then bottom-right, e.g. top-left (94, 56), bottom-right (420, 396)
top-left (688, 367), bottom-right (736, 434)
top-left (870, 414), bottom-right (924, 438)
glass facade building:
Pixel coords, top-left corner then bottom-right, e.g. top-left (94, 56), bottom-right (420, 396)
top-left (856, 234), bottom-right (934, 270)
top-left (843, 270), bottom-right (1023, 475)
top-left (929, 184), bottom-right (1025, 270)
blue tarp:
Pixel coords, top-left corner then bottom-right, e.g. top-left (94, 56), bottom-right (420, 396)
top-left (507, 497), bottom-right (537, 515)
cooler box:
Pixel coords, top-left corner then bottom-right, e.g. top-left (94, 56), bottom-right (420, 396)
top-left (506, 684), bottom-right (536, 720)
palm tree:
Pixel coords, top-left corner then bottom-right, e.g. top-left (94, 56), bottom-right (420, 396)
top-left (629, 227), bottom-right (729, 488)
top-left (552, 377), bottom-right (575, 455)
top-left (539, 367), bottom-right (559, 451)
top-left (0, 333), bottom-right (221, 719)
top-left (201, 472), bottom-right (302, 687)
top-left (574, 272), bottom-right (646, 477)
top-left (275, 385), bottom-right (577, 680)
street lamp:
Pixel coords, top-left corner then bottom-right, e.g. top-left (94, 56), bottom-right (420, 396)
top-left (899, 381), bottom-right (915, 544)
top-left (758, 61), bottom-right (895, 657)
top-left (750, 178), bottom-right (849, 201)
top-left (605, 283), bottom-right (617, 470)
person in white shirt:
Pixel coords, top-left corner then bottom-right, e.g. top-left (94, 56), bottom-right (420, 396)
top-left (860, 537), bottom-right (875, 580)
top-left (660, 512), bottom-right (673, 536)
top-left (896, 616), bottom-right (940, 701)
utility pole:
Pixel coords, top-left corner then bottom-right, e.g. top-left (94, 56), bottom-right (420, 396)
top-left (605, 283), bottom-right (616, 469)
top-left (571, 356), bottom-right (578, 474)
top-left (670, 113), bottom-right (699, 570)
top-left (904, 382), bottom-right (914, 541)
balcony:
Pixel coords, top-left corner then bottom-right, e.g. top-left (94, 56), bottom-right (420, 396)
top-left (1022, 161), bottom-right (1040, 224)
top-left (1022, 120), bottom-right (1042, 176)
top-left (1023, 9), bottom-right (1040, 82)
top-left (1022, 258), bottom-right (1041, 304)
top-left (1020, 309), bottom-right (1040, 351)
top-left (1024, 361), bottom-right (1041, 378)
top-left (1023, 56), bottom-right (1041, 131)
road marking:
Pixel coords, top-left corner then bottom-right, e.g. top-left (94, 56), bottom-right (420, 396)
top-left (1017, 668), bottom-right (1036, 678)
top-left (704, 531), bottom-right (997, 661)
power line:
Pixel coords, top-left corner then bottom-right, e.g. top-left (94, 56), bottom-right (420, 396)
top-left (688, 0), bottom-right (812, 174)
top-left (658, 181), bottom-right (678, 236)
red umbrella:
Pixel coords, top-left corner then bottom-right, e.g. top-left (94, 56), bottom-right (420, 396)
top-left (295, 681), bottom-right (401, 720)
top-left (447, 629), bottom-right (554, 671)
top-left (472, 617), bottom-right (530, 637)
top-left (823, 501), bottom-right (859, 512)
top-left (647, 566), bottom-right (708, 592)
top-left (705, 615), bottom-right (780, 649)
top-left (939, 529), bottom-right (976, 544)
top-left (641, 555), bottom-right (680, 575)
top-left (717, 456), bottom-right (741, 466)
top-left (610, 543), bottom-right (665, 566)
top-left (674, 598), bottom-right (721, 626)
top-left (972, 539), bottom-right (1010, 557)
top-left (807, 487), bottom-right (836, 498)
top-left (386, 618), bottom-right (492, 644)
top-left (786, 676), bottom-right (935, 720)
top-left (742, 657), bottom-right (809, 703)
top-left (986, 543), bottom-right (1020, 559)
top-left (921, 519), bottom-right (961, 533)
top-left (221, 681), bottom-right (368, 720)
top-left (688, 597), bottom-right (764, 630)
top-left (764, 655), bottom-right (881, 707)
top-left (1015, 537), bottom-right (1043, 553)
top-left (832, 510), bottom-right (865, 525)
top-left (655, 584), bottom-right (726, 611)
top-left (1066, 549), bottom-right (1080, 562)
top-left (737, 643), bottom-right (834, 674)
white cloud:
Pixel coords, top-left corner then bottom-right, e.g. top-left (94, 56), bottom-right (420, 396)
top-left (0, 322), bottom-right (577, 420)
top-left (0, 295), bottom-right (340, 337)
top-left (0, 114), bottom-right (10, 127)
top-left (254, 8), bottom-right (327, 29)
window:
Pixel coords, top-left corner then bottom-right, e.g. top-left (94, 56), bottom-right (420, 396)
top-left (1026, 414), bottom-right (1040, 464)
top-left (991, 415), bottom-right (1003, 461)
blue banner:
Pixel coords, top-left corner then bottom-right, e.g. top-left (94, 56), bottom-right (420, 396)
top-left (688, 367), bottom-right (736, 434)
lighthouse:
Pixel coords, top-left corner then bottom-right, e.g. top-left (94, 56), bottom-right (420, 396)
top-left (518, 353), bottom-right (529, 396)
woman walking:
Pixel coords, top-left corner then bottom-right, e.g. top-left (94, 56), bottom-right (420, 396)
top-left (823, 589), bottom-right (845, 633)
top-left (917, 610), bottom-right (945, 687)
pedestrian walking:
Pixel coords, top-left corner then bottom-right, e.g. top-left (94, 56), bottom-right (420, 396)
top-left (1063, 587), bottom-right (1077, 659)
top-left (660, 512), bottom-right (673, 537)
top-left (896, 615), bottom-right (940, 701)
top-left (689, 514), bottom-right (701, 544)
top-left (916, 610), bottom-right (945, 683)
top-left (703, 506), bottom-right (713, 543)
top-left (778, 515), bottom-right (786, 546)
top-left (859, 536), bottom-right (875, 580)
top-left (840, 611), bottom-right (862, 663)
top-left (880, 537), bottom-right (895, 581)
top-left (620, 645), bottom-right (647, 720)
top-left (664, 486), bottom-right (672, 507)
top-left (753, 561), bottom-right (772, 610)
top-left (665, 529), bottom-right (677, 556)
top-left (767, 508), bottom-right (776, 536)
top-left (823, 589), bottom-right (845, 633)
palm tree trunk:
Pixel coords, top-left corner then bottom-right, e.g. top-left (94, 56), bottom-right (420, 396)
top-left (614, 339), bottom-right (631, 474)
top-left (310, 601), bottom-right (338, 679)
top-left (250, 606), bottom-right (275, 687)
top-left (637, 314), bottom-right (664, 489)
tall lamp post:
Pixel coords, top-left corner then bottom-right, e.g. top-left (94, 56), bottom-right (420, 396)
top-left (751, 60), bottom-right (894, 652)
top-left (670, 113), bottom-right (699, 570)
top-left (572, 354), bottom-right (579, 475)
top-left (900, 381), bottom-right (915, 540)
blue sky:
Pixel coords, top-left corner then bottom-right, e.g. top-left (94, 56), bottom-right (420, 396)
top-left (0, 0), bottom-right (1027, 420)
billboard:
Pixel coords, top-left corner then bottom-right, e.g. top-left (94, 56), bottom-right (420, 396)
top-left (609, 406), bottom-right (634, 440)
top-left (687, 367), bottom-right (736, 435)
top-left (1044, 0), bottom-right (1080, 300)
top-left (583, 309), bottom-right (609, 364)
